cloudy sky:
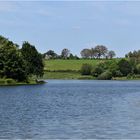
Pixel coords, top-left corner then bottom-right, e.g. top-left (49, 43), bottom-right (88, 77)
top-left (0, 1), bottom-right (140, 57)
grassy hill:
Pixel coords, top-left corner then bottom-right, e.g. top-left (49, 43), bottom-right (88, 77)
top-left (43, 59), bottom-right (115, 79)
top-left (44, 59), bottom-right (109, 71)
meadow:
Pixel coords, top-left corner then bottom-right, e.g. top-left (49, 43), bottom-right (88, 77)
top-left (43, 59), bottom-right (113, 79)
top-left (44, 59), bottom-right (108, 71)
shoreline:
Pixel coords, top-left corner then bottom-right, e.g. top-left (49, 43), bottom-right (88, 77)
top-left (0, 79), bottom-right (46, 86)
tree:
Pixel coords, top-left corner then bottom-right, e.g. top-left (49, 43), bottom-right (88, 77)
top-left (21, 41), bottom-right (44, 77)
top-left (118, 59), bottom-right (132, 76)
top-left (125, 50), bottom-right (140, 64)
top-left (80, 49), bottom-right (91, 59)
top-left (107, 50), bottom-right (116, 59)
top-left (94, 45), bottom-right (108, 59)
top-left (91, 62), bottom-right (106, 77)
top-left (0, 38), bottom-right (27, 81)
top-left (61, 48), bottom-right (70, 59)
top-left (136, 64), bottom-right (140, 74)
top-left (69, 53), bottom-right (74, 59)
top-left (44, 50), bottom-right (57, 59)
top-left (90, 48), bottom-right (97, 59)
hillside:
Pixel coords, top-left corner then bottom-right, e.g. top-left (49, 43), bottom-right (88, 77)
top-left (43, 59), bottom-right (117, 79)
top-left (44, 59), bottom-right (112, 71)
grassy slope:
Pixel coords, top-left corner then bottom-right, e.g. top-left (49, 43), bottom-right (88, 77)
top-left (44, 59), bottom-right (107, 71)
top-left (44, 59), bottom-right (113, 79)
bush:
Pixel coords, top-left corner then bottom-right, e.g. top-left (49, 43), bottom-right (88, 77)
top-left (91, 62), bottom-right (106, 77)
top-left (0, 79), bottom-right (6, 84)
top-left (127, 73), bottom-right (135, 79)
top-left (5, 78), bottom-right (16, 84)
top-left (81, 63), bottom-right (92, 75)
top-left (134, 74), bottom-right (140, 79)
top-left (97, 70), bottom-right (112, 80)
top-left (136, 64), bottom-right (140, 74)
top-left (115, 70), bottom-right (123, 77)
top-left (118, 59), bottom-right (132, 76)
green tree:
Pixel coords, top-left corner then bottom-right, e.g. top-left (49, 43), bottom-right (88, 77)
top-left (21, 41), bottom-right (44, 77)
top-left (91, 62), bottom-right (106, 77)
top-left (44, 50), bottom-right (57, 59)
top-left (136, 64), bottom-right (140, 74)
top-left (118, 59), bottom-right (132, 76)
top-left (0, 39), bottom-right (27, 81)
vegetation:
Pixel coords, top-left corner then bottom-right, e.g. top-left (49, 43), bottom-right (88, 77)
top-left (81, 64), bottom-right (92, 75)
top-left (1, 34), bottom-right (140, 81)
top-left (80, 45), bottom-right (116, 59)
top-left (43, 45), bottom-right (115, 60)
top-left (43, 59), bottom-right (119, 79)
top-left (97, 70), bottom-right (112, 80)
top-left (0, 35), bottom-right (44, 85)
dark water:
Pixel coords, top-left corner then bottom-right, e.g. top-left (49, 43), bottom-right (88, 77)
top-left (1, 80), bottom-right (140, 139)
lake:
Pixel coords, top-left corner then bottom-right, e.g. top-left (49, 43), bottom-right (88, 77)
top-left (0, 80), bottom-right (140, 139)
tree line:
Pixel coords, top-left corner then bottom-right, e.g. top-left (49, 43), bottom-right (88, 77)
top-left (81, 45), bottom-right (115, 59)
top-left (0, 35), bottom-right (44, 82)
top-left (80, 50), bottom-right (140, 80)
top-left (43, 45), bottom-right (116, 60)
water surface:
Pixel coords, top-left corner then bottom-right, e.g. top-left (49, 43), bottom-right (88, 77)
top-left (0, 80), bottom-right (140, 139)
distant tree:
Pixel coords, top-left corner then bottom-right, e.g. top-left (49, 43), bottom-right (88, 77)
top-left (90, 48), bottom-right (97, 59)
top-left (21, 42), bottom-right (44, 77)
top-left (74, 55), bottom-right (80, 60)
top-left (94, 45), bottom-right (108, 59)
top-left (107, 50), bottom-right (116, 59)
top-left (61, 48), bottom-right (70, 59)
top-left (44, 50), bottom-right (57, 59)
top-left (125, 50), bottom-right (140, 64)
top-left (80, 49), bottom-right (91, 59)
top-left (118, 59), bottom-right (132, 76)
top-left (69, 53), bottom-right (74, 59)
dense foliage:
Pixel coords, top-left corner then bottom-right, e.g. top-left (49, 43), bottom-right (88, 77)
top-left (0, 36), bottom-right (44, 82)
top-left (80, 57), bottom-right (140, 80)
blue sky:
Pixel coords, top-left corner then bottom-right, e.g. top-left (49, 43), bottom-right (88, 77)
top-left (0, 1), bottom-right (140, 57)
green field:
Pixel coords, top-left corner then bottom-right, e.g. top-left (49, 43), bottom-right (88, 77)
top-left (44, 59), bottom-right (112, 79)
top-left (44, 59), bottom-right (108, 71)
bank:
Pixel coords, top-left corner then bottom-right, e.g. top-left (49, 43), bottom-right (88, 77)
top-left (0, 78), bottom-right (46, 86)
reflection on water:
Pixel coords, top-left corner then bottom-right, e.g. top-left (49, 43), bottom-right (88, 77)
top-left (0, 80), bottom-right (140, 138)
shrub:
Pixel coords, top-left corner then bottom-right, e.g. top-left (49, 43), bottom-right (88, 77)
top-left (81, 63), bottom-right (92, 75)
top-left (97, 70), bottom-right (112, 80)
top-left (5, 78), bottom-right (16, 84)
top-left (136, 64), bottom-right (140, 74)
top-left (91, 62), bottom-right (106, 77)
top-left (118, 59), bottom-right (132, 76)
top-left (127, 73), bottom-right (135, 79)
top-left (115, 70), bottom-right (123, 77)
top-left (0, 79), bottom-right (6, 84)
